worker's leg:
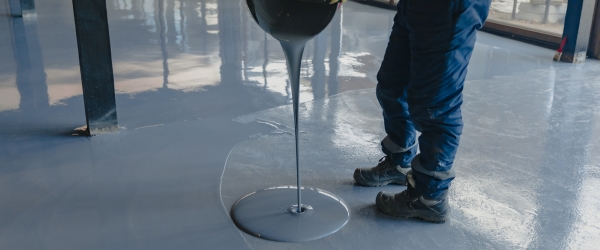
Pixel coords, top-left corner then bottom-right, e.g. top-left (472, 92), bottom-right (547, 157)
top-left (353, 5), bottom-right (416, 187)
top-left (376, 6), bottom-right (417, 167)
top-left (376, 0), bottom-right (491, 222)
top-left (405, 0), bottom-right (489, 200)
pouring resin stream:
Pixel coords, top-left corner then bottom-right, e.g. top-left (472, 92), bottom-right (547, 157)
top-left (230, 0), bottom-right (349, 242)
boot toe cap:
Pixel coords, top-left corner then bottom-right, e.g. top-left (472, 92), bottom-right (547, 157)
top-left (376, 191), bottom-right (394, 213)
top-left (353, 168), bottom-right (371, 185)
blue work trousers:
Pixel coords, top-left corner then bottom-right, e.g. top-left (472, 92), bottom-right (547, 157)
top-left (377, 0), bottom-right (490, 200)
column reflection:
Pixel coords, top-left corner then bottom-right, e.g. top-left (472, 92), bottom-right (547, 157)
top-left (217, 0), bottom-right (242, 85)
top-left (531, 67), bottom-right (598, 249)
top-left (311, 31), bottom-right (327, 100)
top-left (10, 5), bottom-right (48, 112)
top-left (327, 7), bottom-right (342, 97)
top-left (159, 0), bottom-right (170, 88)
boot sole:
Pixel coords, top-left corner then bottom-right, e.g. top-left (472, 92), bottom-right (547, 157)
top-left (356, 179), bottom-right (407, 187)
top-left (387, 212), bottom-right (447, 224)
top-left (353, 170), bottom-right (407, 187)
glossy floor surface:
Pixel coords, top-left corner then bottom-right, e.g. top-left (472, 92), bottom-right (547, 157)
top-left (1, 0), bottom-right (600, 249)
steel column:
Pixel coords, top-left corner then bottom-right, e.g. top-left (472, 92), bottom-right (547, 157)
top-left (72, 0), bottom-right (118, 135)
top-left (588, 0), bottom-right (600, 59)
top-left (560, 0), bottom-right (597, 63)
top-left (543, 0), bottom-right (552, 24)
top-left (512, 0), bottom-right (518, 20)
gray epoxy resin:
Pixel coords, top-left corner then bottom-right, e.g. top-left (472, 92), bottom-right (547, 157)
top-left (230, 0), bottom-right (349, 242)
top-left (231, 187), bottom-right (350, 242)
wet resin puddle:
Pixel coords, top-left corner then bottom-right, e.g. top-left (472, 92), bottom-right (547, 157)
top-left (231, 186), bottom-right (349, 242)
top-left (230, 0), bottom-right (349, 242)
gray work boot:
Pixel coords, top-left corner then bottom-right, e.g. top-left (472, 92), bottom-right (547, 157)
top-left (376, 171), bottom-right (450, 223)
top-left (353, 156), bottom-right (410, 187)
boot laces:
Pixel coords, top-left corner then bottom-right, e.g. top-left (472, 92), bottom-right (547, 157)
top-left (374, 155), bottom-right (392, 173)
top-left (378, 155), bottom-right (391, 165)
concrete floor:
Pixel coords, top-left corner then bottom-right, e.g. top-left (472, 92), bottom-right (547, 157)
top-left (1, 0), bottom-right (600, 249)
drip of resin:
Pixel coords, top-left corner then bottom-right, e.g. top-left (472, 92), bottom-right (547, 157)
top-left (281, 40), bottom-right (306, 213)
top-left (230, 0), bottom-right (348, 242)
top-left (246, 0), bottom-right (338, 211)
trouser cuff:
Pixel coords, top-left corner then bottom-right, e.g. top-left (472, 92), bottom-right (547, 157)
top-left (381, 135), bottom-right (417, 153)
top-left (410, 154), bottom-right (456, 180)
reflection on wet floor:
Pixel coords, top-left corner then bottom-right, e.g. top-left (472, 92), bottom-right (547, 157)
top-left (0, 0), bottom-right (599, 249)
top-left (0, 0), bottom-right (560, 114)
top-left (224, 66), bottom-right (600, 249)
